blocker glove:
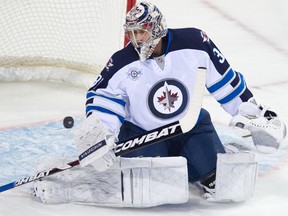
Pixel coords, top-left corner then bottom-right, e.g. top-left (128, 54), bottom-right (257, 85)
top-left (230, 98), bottom-right (286, 154)
top-left (72, 113), bottom-right (117, 172)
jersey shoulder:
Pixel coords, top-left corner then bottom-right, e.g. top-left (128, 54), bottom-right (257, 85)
top-left (90, 43), bottom-right (138, 90)
top-left (105, 43), bottom-right (139, 74)
top-left (167, 28), bottom-right (209, 52)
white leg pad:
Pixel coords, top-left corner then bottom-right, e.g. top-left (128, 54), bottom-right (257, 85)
top-left (34, 156), bottom-right (189, 207)
top-left (212, 152), bottom-right (259, 202)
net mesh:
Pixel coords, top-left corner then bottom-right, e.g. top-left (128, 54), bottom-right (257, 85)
top-left (0, 0), bottom-right (127, 75)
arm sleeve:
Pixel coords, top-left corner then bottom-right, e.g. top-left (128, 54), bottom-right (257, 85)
top-left (85, 56), bottom-right (127, 137)
top-left (200, 31), bottom-right (253, 116)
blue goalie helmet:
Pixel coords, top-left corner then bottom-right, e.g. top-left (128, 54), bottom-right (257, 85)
top-left (124, 1), bottom-right (167, 61)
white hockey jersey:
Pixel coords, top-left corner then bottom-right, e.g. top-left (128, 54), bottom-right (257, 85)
top-left (86, 28), bottom-right (253, 136)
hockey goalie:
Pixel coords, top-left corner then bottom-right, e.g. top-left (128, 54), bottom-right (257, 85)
top-left (33, 1), bottom-right (286, 207)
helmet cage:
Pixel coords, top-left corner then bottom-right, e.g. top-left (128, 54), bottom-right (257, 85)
top-left (125, 28), bottom-right (153, 49)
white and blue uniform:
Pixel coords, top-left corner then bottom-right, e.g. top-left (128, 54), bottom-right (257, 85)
top-left (86, 28), bottom-right (253, 182)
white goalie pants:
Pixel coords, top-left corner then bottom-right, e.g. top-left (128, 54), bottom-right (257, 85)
top-left (34, 156), bottom-right (189, 207)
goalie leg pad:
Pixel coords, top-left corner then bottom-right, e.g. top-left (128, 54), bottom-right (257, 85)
top-left (207, 152), bottom-right (258, 202)
top-left (34, 178), bottom-right (69, 204)
top-left (33, 156), bottom-right (189, 207)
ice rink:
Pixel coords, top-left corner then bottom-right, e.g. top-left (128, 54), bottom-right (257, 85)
top-left (1, 0), bottom-right (288, 215)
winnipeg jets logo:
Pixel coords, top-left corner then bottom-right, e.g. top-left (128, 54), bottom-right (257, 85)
top-left (200, 31), bottom-right (210, 43)
top-left (127, 4), bottom-right (145, 23)
top-left (105, 58), bottom-right (114, 71)
top-left (157, 82), bottom-right (179, 112)
top-left (148, 79), bottom-right (188, 119)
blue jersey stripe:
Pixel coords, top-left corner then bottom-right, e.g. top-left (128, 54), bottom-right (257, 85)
top-left (86, 92), bottom-right (126, 107)
top-left (218, 73), bottom-right (246, 104)
top-left (207, 68), bottom-right (235, 93)
top-left (86, 106), bottom-right (125, 123)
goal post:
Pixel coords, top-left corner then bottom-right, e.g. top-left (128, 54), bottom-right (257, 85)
top-left (0, 0), bottom-right (136, 87)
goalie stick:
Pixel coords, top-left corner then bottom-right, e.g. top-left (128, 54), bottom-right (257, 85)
top-left (0, 67), bottom-right (207, 193)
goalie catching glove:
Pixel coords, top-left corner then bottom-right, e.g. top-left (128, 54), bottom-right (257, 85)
top-left (72, 114), bottom-right (117, 172)
top-left (230, 98), bottom-right (286, 154)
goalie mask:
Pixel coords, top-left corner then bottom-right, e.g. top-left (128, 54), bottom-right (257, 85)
top-left (124, 2), bottom-right (167, 61)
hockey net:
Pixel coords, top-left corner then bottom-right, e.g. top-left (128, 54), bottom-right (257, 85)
top-left (0, 0), bottom-right (136, 88)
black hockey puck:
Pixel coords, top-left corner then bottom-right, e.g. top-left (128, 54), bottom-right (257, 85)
top-left (63, 116), bottom-right (74, 129)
